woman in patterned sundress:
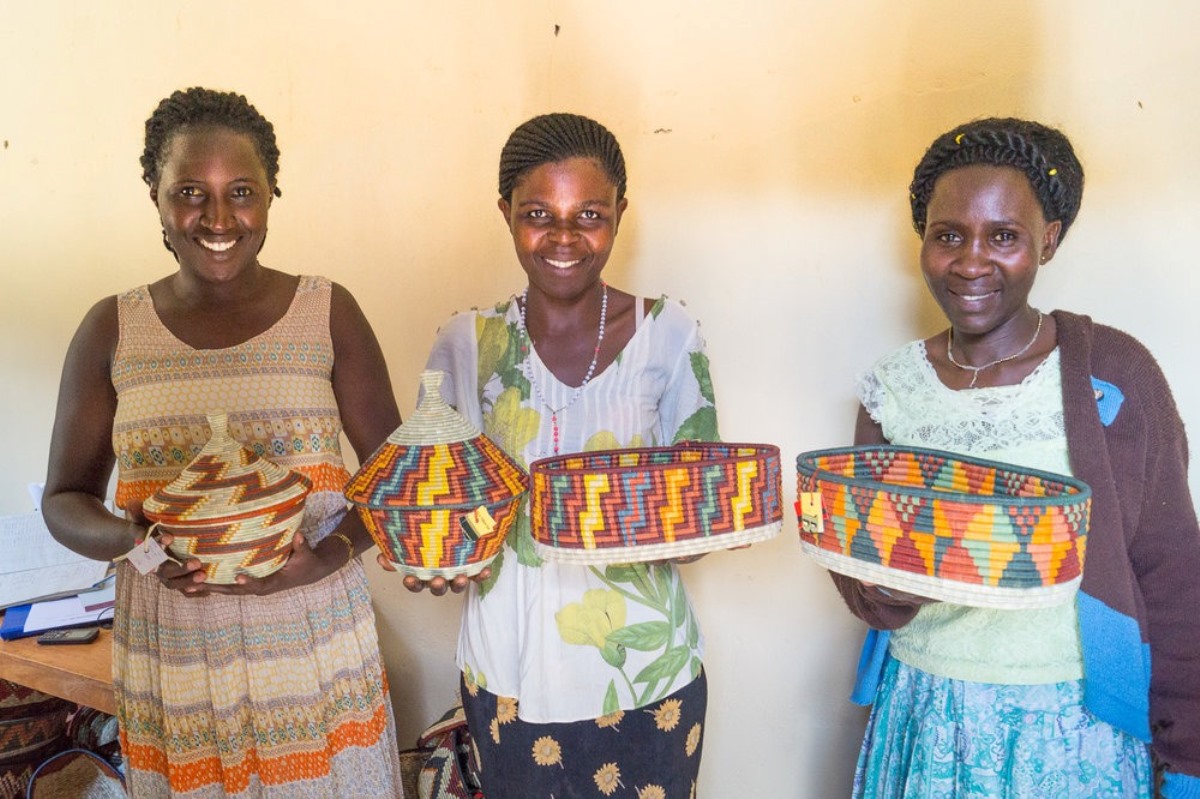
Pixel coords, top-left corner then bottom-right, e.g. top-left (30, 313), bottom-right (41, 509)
top-left (389, 113), bottom-right (719, 798)
top-left (42, 87), bottom-right (406, 798)
top-left (832, 119), bottom-right (1200, 797)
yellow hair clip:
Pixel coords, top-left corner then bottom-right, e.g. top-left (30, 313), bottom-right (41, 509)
top-left (1048, 168), bottom-right (1058, 176)
top-left (955, 133), bottom-right (965, 145)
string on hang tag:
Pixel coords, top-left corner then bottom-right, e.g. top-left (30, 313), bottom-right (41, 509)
top-left (114, 522), bottom-right (182, 574)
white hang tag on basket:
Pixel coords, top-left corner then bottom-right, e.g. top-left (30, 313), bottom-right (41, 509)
top-left (118, 524), bottom-right (182, 574)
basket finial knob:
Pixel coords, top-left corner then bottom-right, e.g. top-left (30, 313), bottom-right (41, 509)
top-left (418, 370), bottom-right (445, 408)
top-left (206, 411), bottom-right (229, 440)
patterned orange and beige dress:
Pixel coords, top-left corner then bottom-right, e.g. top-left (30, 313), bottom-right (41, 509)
top-left (109, 275), bottom-right (404, 798)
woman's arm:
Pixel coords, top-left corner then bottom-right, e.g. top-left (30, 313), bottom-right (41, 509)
top-left (42, 298), bottom-right (142, 561)
top-left (313, 281), bottom-right (402, 561)
top-left (1120, 356), bottom-right (1200, 791)
top-left (328, 282), bottom-right (403, 459)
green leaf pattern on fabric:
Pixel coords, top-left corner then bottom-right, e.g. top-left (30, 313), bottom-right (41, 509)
top-left (673, 406), bottom-right (718, 444)
top-left (602, 680), bottom-right (620, 715)
top-left (550, 564), bottom-right (702, 707)
top-left (467, 295), bottom-right (713, 713)
top-left (691, 351), bottom-right (716, 405)
top-left (475, 313), bottom-right (511, 401)
top-left (475, 303), bottom-right (542, 574)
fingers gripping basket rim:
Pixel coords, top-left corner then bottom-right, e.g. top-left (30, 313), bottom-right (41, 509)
top-left (529, 441), bottom-right (783, 564)
top-left (794, 444), bottom-right (1092, 609)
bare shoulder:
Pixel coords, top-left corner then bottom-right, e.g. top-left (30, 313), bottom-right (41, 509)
top-left (328, 281), bottom-right (374, 337)
top-left (72, 294), bottom-right (121, 361)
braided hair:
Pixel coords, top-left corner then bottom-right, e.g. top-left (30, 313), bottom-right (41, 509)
top-left (909, 118), bottom-right (1084, 240)
top-left (498, 113), bottom-right (627, 202)
top-left (141, 87), bottom-right (282, 197)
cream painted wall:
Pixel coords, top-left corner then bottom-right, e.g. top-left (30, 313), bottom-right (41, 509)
top-left (4, 2), bottom-right (1199, 795)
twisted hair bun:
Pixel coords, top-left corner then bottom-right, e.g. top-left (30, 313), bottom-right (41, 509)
top-left (909, 118), bottom-right (1083, 240)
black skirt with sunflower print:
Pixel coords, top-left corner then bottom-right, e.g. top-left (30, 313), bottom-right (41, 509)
top-left (461, 669), bottom-right (706, 798)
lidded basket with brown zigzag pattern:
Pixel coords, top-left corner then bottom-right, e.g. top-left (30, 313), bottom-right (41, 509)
top-left (142, 411), bottom-right (312, 584)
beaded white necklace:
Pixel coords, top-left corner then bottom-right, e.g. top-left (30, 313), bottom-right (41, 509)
top-left (946, 311), bottom-right (1044, 388)
top-left (518, 282), bottom-right (608, 455)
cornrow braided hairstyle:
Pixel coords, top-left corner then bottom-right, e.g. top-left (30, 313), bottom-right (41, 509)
top-left (498, 113), bottom-right (627, 202)
top-left (909, 117), bottom-right (1084, 240)
top-left (141, 87), bottom-right (282, 197)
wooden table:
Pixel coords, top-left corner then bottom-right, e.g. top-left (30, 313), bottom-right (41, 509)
top-left (0, 627), bottom-right (115, 715)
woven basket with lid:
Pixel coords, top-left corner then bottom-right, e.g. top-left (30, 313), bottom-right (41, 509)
top-left (141, 411), bottom-right (312, 584)
top-left (345, 370), bottom-right (528, 580)
top-left (795, 445), bottom-right (1091, 609)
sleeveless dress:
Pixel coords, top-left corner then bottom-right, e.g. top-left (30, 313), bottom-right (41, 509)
top-left (426, 295), bottom-right (718, 799)
top-left (852, 340), bottom-right (1151, 799)
top-left (110, 276), bottom-right (404, 798)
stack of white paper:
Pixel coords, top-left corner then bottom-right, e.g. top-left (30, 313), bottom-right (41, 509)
top-left (0, 511), bottom-right (110, 610)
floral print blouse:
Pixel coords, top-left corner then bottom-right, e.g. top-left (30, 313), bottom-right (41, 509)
top-left (425, 295), bottom-right (719, 723)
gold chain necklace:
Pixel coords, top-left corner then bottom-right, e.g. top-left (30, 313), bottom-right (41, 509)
top-left (946, 311), bottom-right (1044, 389)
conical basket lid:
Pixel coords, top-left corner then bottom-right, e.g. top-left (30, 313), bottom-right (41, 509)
top-left (345, 370), bottom-right (528, 509)
top-left (143, 411), bottom-right (312, 525)
top-left (386, 370), bottom-right (479, 445)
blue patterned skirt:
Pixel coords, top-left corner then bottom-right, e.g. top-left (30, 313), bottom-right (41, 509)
top-left (854, 657), bottom-right (1151, 798)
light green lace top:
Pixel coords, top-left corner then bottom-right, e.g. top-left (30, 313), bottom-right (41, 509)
top-left (857, 340), bottom-right (1083, 684)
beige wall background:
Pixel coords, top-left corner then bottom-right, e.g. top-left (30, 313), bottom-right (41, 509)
top-left (4, 2), bottom-right (1199, 795)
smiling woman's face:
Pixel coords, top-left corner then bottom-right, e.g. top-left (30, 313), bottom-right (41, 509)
top-left (920, 164), bottom-right (1061, 340)
top-left (151, 127), bottom-right (272, 282)
top-left (498, 156), bottom-right (627, 304)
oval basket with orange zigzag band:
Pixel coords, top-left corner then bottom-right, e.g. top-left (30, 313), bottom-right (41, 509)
top-left (529, 442), bottom-right (783, 564)
top-left (345, 371), bottom-right (529, 580)
top-left (795, 445), bottom-right (1092, 609)
top-left (142, 411), bottom-right (312, 584)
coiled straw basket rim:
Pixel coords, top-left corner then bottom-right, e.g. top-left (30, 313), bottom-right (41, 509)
top-left (530, 441), bottom-right (783, 564)
top-left (795, 444), bottom-right (1092, 609)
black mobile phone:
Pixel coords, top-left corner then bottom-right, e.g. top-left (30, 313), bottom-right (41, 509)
top-left (36, 627), bottom-right (100, 645)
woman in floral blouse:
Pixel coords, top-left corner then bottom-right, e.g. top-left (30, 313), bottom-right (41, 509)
top-left (413, 112), bottom-right (718, 798)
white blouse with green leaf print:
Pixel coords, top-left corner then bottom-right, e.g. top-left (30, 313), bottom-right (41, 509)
top-left (425, 294), bottom-right (720, 724)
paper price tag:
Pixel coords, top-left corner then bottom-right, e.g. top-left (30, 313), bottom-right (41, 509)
top-left (459, 506), bottom-right (497, 541)
top-left (798, 492), bottom-right (825, 534)
top-left (120, 535), bottom-right (181, 575)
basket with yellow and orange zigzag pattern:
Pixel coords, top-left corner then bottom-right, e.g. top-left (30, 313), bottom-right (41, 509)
top-left (530, 442), bottom-right (782, 564)
top-left (345, 371), bottom-right (528, 580)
